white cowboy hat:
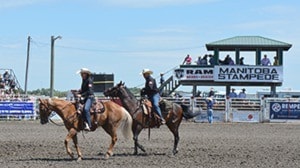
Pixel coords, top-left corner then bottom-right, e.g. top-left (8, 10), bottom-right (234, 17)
top-left (206, 97), bottom-right (213, 101)
top-left (76, 68), bottom-right (91, 75)
top-left (140, 68), bottom-right (153, 75)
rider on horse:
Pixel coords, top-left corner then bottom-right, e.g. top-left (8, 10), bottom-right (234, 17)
top-left (140, 69), bottom-right (166, 124)
top-left (76, 68), bottom-right (95, 131)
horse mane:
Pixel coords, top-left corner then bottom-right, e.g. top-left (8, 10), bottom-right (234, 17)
top-left (48, 97), bottom-right (66, 106)
top-left (123, 86), bottom-right (137, 100)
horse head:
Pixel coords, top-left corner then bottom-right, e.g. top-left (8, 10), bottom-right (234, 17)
top-left (38, 98), bottom-right (53, 124)
top-left (104, 81), bottom-right (125, 98)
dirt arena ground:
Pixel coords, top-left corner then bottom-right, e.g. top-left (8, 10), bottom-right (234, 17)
top-left (1, 120), bottom-right (300, 168)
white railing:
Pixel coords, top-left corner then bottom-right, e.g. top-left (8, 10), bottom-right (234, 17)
top-left (163, 97), bottom-right (300, 123)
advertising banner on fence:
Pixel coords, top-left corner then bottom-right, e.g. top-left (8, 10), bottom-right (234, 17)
top-left (232, 111), bottom-right (260, 122)
top-left (174, 67), bottom-right (214, 81)
top-left (270, 102), bottom-right (300, 119)
top-left (0, 101), bottom-right (35, 116)
top-left (214, 65), bottom-right (283, 83)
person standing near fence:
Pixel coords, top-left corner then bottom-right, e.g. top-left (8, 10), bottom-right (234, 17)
top-left (205, 97), bottom-right (215, 124)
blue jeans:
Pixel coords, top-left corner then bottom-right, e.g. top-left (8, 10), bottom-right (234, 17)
top-left (207, 108), bottom-right (213, 123)
top-left (83, 97), bottom-right (94, 127)
top-left (150, 93), bottom-right (163, 119)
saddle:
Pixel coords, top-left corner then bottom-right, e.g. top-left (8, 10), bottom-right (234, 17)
top-left (141, 98), bottom-right (163, 127)
top-left (77, 100), bottom-right (105, 114)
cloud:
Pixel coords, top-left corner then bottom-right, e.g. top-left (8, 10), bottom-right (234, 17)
top-left (96, 0), bottom-right (219, 8)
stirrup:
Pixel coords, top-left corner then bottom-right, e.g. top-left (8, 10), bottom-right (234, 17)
top-left (160, 118), bottom-right (166, 125)
top-left (83, 122), bottom-right (90, 131)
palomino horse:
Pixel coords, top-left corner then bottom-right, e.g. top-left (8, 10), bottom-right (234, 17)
top-left (104, 82), bottom-right (198, 155)
top-left (39, 98), bottom-right (133, 160)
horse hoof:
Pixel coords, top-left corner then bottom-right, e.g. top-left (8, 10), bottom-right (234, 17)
top-left (104, 154), bottom-right (110, 160)
top-left (173, 149), bottom-right (178, 155)
top-left (77, 157), bottom-right (82, 162)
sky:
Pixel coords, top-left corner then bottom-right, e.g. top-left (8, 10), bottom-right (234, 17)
top-left (0, 0), bottom-right (299, 94)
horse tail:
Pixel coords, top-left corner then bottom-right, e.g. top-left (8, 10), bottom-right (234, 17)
top-left (119, 107), bottom-right (133, 140)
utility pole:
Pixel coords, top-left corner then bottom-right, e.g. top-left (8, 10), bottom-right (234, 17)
top-left (24, 36), bottom-right (31, 95)
top-left (50, 35), bottom-right (62, 97)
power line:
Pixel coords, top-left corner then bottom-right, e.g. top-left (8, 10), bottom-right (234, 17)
top-left (30, 39), bottom-right (205, 53)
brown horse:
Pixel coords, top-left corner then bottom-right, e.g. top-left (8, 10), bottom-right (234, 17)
top-left (104, 82), bottom-right (198, 155)
top-left (38, 98), bottom-right (133, 160)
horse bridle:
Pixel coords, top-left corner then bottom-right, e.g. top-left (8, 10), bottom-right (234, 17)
top-left (41, 101), bottom-right (79, 126)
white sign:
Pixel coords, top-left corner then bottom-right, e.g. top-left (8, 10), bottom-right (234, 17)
top-left (232, 111), bottom-right (260, 123)
top-left (214, 65), bottom-right (283, 82)
top-left (174, 67), bottom-right (214, 81)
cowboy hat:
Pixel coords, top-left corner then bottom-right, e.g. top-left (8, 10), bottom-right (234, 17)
top-left (206, 97), bottom-right (213, 101)
top-left (76, 68), bottom-right (91, 75)
top-left (140, 69), bottom-right (153, 75)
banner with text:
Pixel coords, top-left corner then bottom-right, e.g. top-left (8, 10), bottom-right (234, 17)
top-left (0, 101), bottom-right (35, 116)
top-left (270, 102), bottom-right (300, 119)
top-left (174, 67), bottom-right (214, 81)
top-left (214, 65), bottom-right (283, 83)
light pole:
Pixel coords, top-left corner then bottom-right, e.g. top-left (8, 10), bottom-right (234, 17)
top-left (50, 35), bottom-right (62, 97)
top-left (24, 36), bottom-right (31, 95)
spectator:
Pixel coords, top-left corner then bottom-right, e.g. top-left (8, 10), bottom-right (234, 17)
top-left (208, 54), bottom-right (215, 66)
top-left (183, 54), bottom-right (192, 65)
top-left (9, 79), bottom-right (16, 94)
top-left (219, 54), bottom-right (231, 65)
top-left (238, 88), bottom-right (246, 98)
top-left (261, 54), bottom-right (271, 66)
top-left (159, 73), bottom-right (165, 85)
top-left (200, 54), bottom-right (208, 65)
top-left (228, 56), bottom-right (235, 65)
top-left (196, 56), bottom-right (201, 65)
top-left (228, 88), bottom-right (237, 98)
top-left (208, 87), bottom-right (215, 97)
top-left (0, 74), bottom-right (4, 89)
top-left (239, 57), bottom-right (245, 65)
top-left (3, 70), bottom-right (10, 85)
top-left (159, 73), bottom-right (165, 96)
top-left (273, 56), bottom-right (279, 66)
top-left (195, 90), bottom-right (202, 97)
top-left (205, 97), bottom-right (215, 124)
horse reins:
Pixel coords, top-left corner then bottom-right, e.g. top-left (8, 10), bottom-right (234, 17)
top-left (44, 102), bottom-right (79, 127)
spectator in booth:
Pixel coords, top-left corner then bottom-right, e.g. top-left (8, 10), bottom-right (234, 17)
top-left (200, 54), bottom-right (208, 65)
top-left (238, 88), bottom-right (247, 98)
top-left (196, 56), bottom-right (201, 65)
top-left (228, 88), bottom-right (237, 98)
top-left (273, 56), bottom-right (279, 66)
top-left (208, 54), bottom-right (215, 66)
top-left (239, 57), bottom-right (245, 65)
top-left (205, 97), bottom-right (215, 124)
top-left (261, 54), bottom-right (271, 66)
top-left (182, 54), bottom-right (192, 65)
top-left (228, 57), bottom-right (235, 65)
top-left (219, 54), bottom-right (232, 65)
